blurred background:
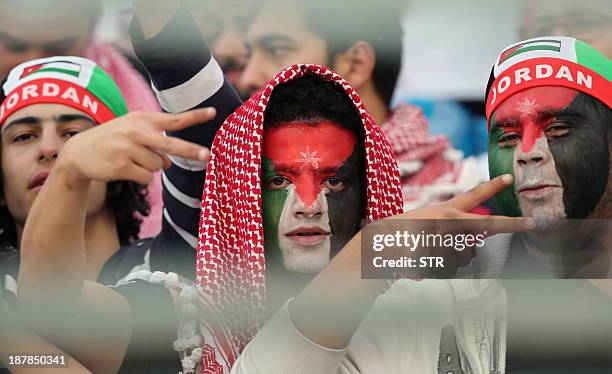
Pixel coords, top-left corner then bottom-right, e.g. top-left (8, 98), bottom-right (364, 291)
top-left (1, 0), bottom-right (610, 172)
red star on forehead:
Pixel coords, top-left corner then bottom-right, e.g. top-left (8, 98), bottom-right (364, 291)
top-left (294, 146), bottom-right (322, 169)
top-left (516, 97), bottom-right (539, 115)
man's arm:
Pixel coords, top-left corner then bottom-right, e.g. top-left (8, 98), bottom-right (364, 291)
top-left (17, 110), bottom-right (214, 372)
top-left (0, 297), bottom-right (92, 374)
top-left (233, 176), bottom-right (535, 373)
top-left (130, 1), bottom-right (242, 273)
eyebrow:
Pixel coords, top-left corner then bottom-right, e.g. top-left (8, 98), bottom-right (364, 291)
top-left (254, 34), bottom-right (296, 47)
top-left (316, 166), bottom-right (342, 175)
top-left (491, 118), bottom-right (519, 131)
top-left (274, 165), bottom-right (302, 175)
top-left (3, 114), bottom-right (95, 133)
top-left (3, 116), bottom-right (41, 132)
top-left (535, 108), bottom-right (564, 122)
top-left (0, 30), bottom-right (25, 45)
top-left (40, 36), bottom-right (79, 52)
top-left (492, 106), bottom-right (583, 130)
top-left (55, 114), bottom-right (96, 126)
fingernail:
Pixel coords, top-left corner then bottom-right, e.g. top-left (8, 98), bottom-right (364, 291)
top-left (524, 218), bottom-right (536, 229)
top-left (206, 107), bottom-right (216, 116)
top-left (502, 174), bottom-right (513, 184)
top-left (199, 148), bottom-right (210, 160)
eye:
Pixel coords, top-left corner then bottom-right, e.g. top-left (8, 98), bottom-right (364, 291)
top-left (323, 177), bottom-right (346, 192)
top-left (497, 132), bottom-right (520, 148)
top-left (63, 129), bottom-right (82, 138)
top-left (265, 176), bottom-right (291, 190)
top-left (12, 133), bottom-right (35, 143)
top-left (545, 123), bottom-right (570, 138)
top-left (266, 45), bottom-right (292, 58)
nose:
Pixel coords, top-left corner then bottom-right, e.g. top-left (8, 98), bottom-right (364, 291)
top-left (38, 128), bottom-right (61, 162)
top-left (293, 193), bottom-right (326, 219)
top-left (238, 53), bottom-right (268, 97)
top-left (516, 142), bottom-right (548, 166)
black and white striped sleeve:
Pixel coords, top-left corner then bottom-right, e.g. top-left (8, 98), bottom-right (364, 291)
top-left (130, 5), bottom-right (242, 252)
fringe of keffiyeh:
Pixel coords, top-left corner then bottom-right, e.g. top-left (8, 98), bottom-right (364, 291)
top-left (116, 269), bottom-right (202, 374)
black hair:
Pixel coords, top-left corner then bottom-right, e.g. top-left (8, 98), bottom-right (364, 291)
top-left (0, 175), bottom-right (149, 249)
top-left (302, 0), bottom-right (403, 106)
top-left (264, 74), bottom-right (364, 138)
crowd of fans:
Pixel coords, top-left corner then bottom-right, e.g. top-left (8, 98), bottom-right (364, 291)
top-left (0, 0), bottom-right (611, 373)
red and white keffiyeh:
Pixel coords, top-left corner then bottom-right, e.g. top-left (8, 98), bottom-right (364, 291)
top-left (194, 64), bottom-right (403, 373)
top-left (382, 104), bottom-right (481, 211)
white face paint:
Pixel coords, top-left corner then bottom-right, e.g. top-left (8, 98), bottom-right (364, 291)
top-left (514, 135), bottom-right (566, 232)
top-left (277, 186), bottom-right (332, 273)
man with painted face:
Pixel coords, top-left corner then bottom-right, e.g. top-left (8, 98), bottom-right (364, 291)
top-left (484, 36), bottom-right (612, 372)
top-left (193, 63), bottom-right (407, 372)
top-left (486, 37), bottom-right (612, 227)
top-left (261, 75), bottom-right (366, 275)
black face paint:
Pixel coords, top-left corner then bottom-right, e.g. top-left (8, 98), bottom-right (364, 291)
top-left (327, 143), bottom-right (366, 257)
top-left (548, 93), bottom-right (611, 218)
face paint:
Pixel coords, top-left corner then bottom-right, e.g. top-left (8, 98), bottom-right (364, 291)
top-left (489, 86), bottom-right (610, 227)
top-left (261, 121), bottom-right (364, 273)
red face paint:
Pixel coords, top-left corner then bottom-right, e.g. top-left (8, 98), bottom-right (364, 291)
top-left (262, 121), bottom-right (357, 206)
top-left (493, 86), bottom-right (578, 152)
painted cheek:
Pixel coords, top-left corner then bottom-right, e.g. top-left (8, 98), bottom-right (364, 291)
top-left (262, 186), bottom-right (289, 253)
top-left (488, 118), bottom-right (522, 217)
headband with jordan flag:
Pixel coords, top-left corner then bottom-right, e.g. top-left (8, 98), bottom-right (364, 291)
top-left (0, 56), bottom-right (128, 127)
top-left (485, 36), bottom-right (612, 126)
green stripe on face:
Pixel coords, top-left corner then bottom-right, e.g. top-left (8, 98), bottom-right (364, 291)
top-left (488, 114), bottom-right (522, 217)
top-left (262, 157), bottom-right (289, 260)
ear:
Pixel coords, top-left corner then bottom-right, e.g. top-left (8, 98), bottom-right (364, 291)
top-left (332, 41), bottom-right (376, 90)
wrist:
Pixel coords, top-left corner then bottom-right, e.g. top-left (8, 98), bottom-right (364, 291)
top-left (53, 157), bottom-right (91, 191)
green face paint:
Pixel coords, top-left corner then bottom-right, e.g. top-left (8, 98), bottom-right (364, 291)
top-left (261, 157), bottom-right (288, 265)
top-left (488, 113), bottom-right (522, 217)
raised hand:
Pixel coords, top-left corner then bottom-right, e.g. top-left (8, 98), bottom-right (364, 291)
top-left (56, 108), bottom-right (216, 185)
top-left (378, 174), bottom-right (535, 279)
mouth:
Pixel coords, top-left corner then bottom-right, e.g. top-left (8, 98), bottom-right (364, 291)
top-left (285, 227), bottom-right (331, 247)
top-left (29, 171), bottom-right (50, 191)
top-left (518, 184), bottom-right (561, 199)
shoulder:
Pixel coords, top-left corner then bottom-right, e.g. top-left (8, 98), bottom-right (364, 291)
top-left (98, 238), bottom-right (156, 286)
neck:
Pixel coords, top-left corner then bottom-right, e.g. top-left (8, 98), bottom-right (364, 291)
top-left (357, 82), bottom-right (389, 125)
top-left (522, 226), bottom-right (612, 278)
top-left (265, 264), bottom-right (315, 317)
